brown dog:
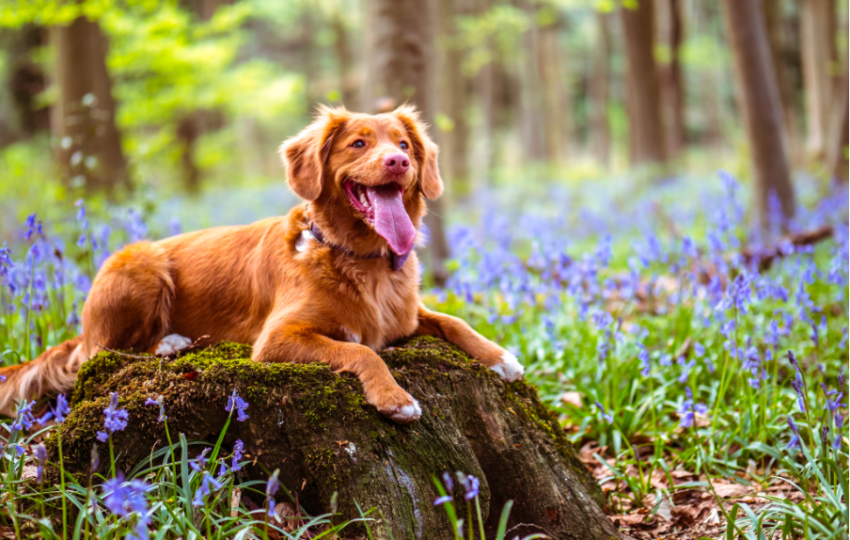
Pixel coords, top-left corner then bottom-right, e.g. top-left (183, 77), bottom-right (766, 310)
top-left (0, 105), bottom-right (523, 422)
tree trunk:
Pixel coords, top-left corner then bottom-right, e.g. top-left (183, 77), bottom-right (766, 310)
top-left (331, 13), bottom-right (356, 108)
top-left (50, 17), bottom-right (128, 193)
top-left (2, 25), bottom-right (49, 142)
top-left (800, 0), bottom-right (834, 159)
top-left (829, 8), bottom-right (850, 182)
top-left (620, 0), bottom-right (667, 167)
top-left (660, 0), bottom-right (686, 159)
top-left (721, 0), bottom-right (796, 227)
top-left (537, 11), bottom-right (569, 164)
top-left (764, 0), bottom-right (803, 166)
top-left (364, 0), bottom-right (450, 286)
top-left (51, 338), bottom-right (620, 540)
top-left (591, 11), bottom-right (611, 167)
top-left (437, 0), bottom-right (471, 197)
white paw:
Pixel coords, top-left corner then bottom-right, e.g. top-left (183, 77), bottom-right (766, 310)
top-left (155, 334), bottom-right (193, 356)
top-left (388, 398), bottom-right (422, 424)
top-left (490, 351), bottom-right (524, 382)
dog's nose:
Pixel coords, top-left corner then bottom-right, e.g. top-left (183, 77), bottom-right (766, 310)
top-left (383, 154), bottom-right (410, 175)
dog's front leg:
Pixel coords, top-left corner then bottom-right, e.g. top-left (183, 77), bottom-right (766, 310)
top-left (252, 322), bottom-right (421, 423)
top-left (414, 304), bottom-right (524, 382)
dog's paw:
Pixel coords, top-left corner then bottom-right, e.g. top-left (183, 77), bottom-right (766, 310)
top-left (371, 386), bottom-right (422, 424)
top-left (386, 398), bottom-right (422, 424)
top-left (155, 334), bottom-right (193, 356)
top-left (489, 350), bottom-right (524, 382)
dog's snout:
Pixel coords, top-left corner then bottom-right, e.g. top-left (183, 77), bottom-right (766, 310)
top-left (383, 154), bottom-right (410, 175)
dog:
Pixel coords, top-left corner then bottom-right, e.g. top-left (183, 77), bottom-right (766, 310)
top-left (0, 105), bottom-right (523, 423)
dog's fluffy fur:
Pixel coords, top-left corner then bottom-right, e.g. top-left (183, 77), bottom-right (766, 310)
top-left (0, 105), bottom-right (523, 423)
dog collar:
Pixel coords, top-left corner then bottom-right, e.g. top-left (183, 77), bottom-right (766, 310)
top-left (305, 223), bottom-right (411, 271)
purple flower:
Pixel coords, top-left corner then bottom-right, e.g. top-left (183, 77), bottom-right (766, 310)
top-left (34, 443), bottom-right (47, 483)
top-left (266, 469), bottom-right (280, 518)
top-left (11, 400), bottom-right (36, 433)
top-left (678, 387), bottom-right (708, 428)
top-left (433, 495), bottom-right (452, 506)
top-left (96, 431), bottom-right (109, 443)
top-left (225, 389), bottom-right (249, 422)
top-left (637, 343), bottom-right (650, 376)
top-left (38, 394), bottom-right (71, 425)
top-left (144, 396), bottom-right (166, 422)
top-left (101, 473), bottom-right (151, 540)
top-left (103, 392), bottom-right (128, 434)
top-left (190, 448), bottom-right (210, 473)
top-left (442, 471), bottom-right (453, 492)
top-left (193, 471), bottom-right (224, 507)
top-left (456, 472), bottom-right (480, 501)
top-left (693, 342), bottom-right (705, 358)
top-left (595, 401), bottom-right (614, 424)
top-left (231, 439), bottom-right (244, 471)
top-left (677, 357), bottom-right (695, 383)
top-left (786, 416), bottom-right (801, 450)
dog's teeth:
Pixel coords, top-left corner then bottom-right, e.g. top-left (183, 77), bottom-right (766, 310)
top-left (359, 194), bottom-right (368, 206)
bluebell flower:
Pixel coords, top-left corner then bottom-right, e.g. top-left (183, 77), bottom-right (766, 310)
top-left (637, 343), bottom-right (650, 376)
top-left (227, 439), bottom-right (244, 471)
top-left (455, 472), bottom-right (480, 501)
top-left (34, 443), bottom-right (47, 483)
top-left (96, 431), bottom-right (109, 443)
top-left (786, 416), bottom-right (801, 450)
top-left (190, 448), bottom-right (210, 473)
top-left (11, 400), bottom-right (36, 433)
top-left (693, 342), bottom-right (705, 358)
top-left (225, 389), bottom-right (249, 422)
top-left (103, 392), bottom-right (129, 434)
top-left (144, 396), bottom-right (167, 422)
top-left (677, 357), bottom-right (695, 384)
top-left (193, 471), bottom-right (224, 507)
top-left (595, 401), bottom-right (614, 424)
top-left (101, 473), bottom-right (151, 540)
top-left (678, 387), bottom-right (708, 428)
top-left (442, 471), bottom-right (453, 492)
top-left (266, 469), bottom-right (280, 518)
top-left (434, 495), bottom-right (452, 506)
top-left (38, 393), bottom-right (71, 425)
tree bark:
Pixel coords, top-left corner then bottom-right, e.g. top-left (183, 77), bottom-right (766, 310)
top-left (826, 71), bottom-right (848, 183)
top-left (331, 13), bottom-right (356, 108)
top-left (620, 0), bottom-right (667, 167)
top-left (721, 0), bottom-right (796, 227)
top-left (800, 0), bottom-right (835, 159)
top-left (660, 0), bottom-right (686, 159)
top-left (2, 25), bottom-right (49, 143)
top-left (364, 0), bottom-right (450, 286)
top-left (591, 11), bottom-right (611, 167)
top-left (437, 0), bottom-right (471, 196)
top-left (537, 10), bottom-right (569, 164)
top-left (51, 338), bottom-right (620, 540)
top-left (764, 0), bottom-right (803, 165)
top-left (50, 17), bottom-right (128, 193)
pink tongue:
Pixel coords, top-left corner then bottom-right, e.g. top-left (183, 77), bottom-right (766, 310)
top-left (366, 184), bottom-right (416, 256)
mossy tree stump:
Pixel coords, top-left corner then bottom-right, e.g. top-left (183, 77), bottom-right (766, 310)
top-left (53, 337), bottom-right (619, 539)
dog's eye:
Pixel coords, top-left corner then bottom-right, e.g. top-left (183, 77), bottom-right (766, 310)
top-left (399, 141), bottom-right (409, 151)
top-left (350, 140), bottom-right (365, 148)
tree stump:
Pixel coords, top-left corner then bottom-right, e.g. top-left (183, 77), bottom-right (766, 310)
top-left (52, 336), bottom-right (619, 539)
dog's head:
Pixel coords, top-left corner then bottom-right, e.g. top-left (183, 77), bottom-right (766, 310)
top-left (280, 105), bottom-right (442, 257)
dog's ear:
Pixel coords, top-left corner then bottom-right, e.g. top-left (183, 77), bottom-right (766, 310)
top-left (391, 105), bottom-right (443, 200)
top-left (279, 106), bottom-right (348, 201)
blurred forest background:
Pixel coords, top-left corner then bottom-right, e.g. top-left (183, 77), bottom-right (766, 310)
top-left (0, 0), bottom-right (847, 279)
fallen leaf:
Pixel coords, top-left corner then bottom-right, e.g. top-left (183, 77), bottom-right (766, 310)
top-left (560, 391), bottom-right (583, 408)
top-left (713, 483), bottom-right (749, 498)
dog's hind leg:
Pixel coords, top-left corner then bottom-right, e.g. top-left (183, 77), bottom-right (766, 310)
top-left (0, 335), bottom-right (85, 417)
top-left (0, 241), bottom-right (177, 418)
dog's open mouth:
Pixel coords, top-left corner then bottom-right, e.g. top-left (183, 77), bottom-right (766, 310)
top-left (344, 179), bottom-right (416, 256)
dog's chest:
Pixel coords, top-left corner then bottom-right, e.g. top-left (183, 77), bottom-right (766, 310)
top-left (342, 272), bottom-right (418, 350)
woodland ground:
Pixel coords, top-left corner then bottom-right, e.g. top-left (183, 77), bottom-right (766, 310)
top-left (0, 168), bottom-right (847, 539)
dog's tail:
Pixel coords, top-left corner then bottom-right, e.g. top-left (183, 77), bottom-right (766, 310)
top-left (0, 335), bottom-right (85, 417)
